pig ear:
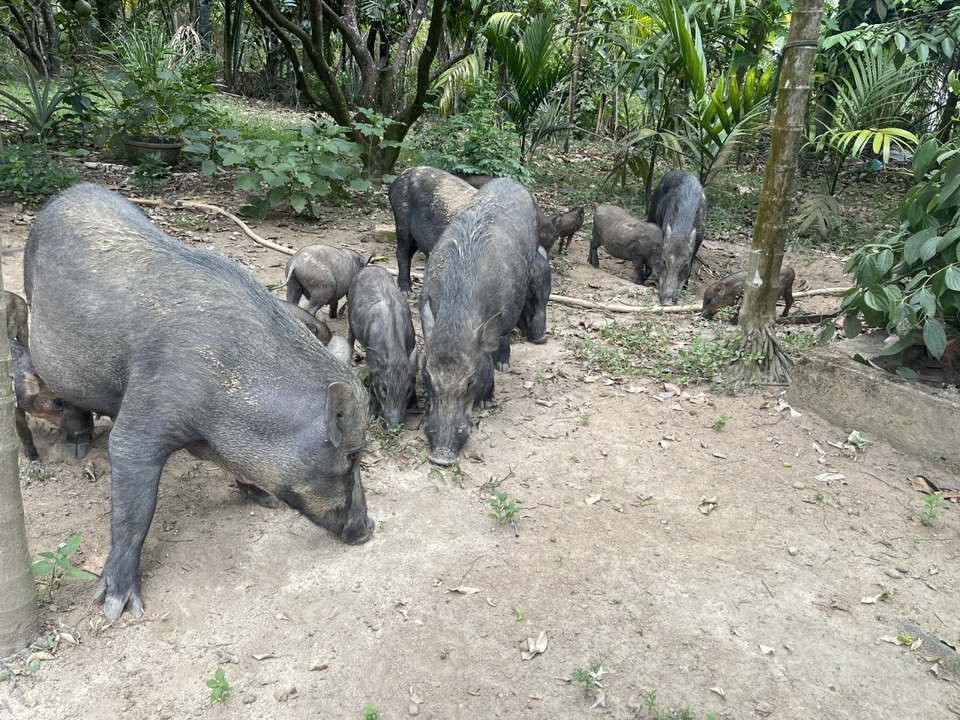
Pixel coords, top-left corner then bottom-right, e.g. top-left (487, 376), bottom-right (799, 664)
top-left (22, 372), bottom-right (41, 402)
top-left (421, 300), bottom-right (435, 340)
top-left (326, 382), bottom-right (356, 448)
top-left (365, 347), bottom-right (382, 371)
top-left (475, 313), bottom-right (502, 354)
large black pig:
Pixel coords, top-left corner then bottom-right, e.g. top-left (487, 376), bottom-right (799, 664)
top-left (347, 265), bottom-right (418, 427)
top-left (419, 178), bottom-right (537, 466)
top-left (389, 167), bottom-right (477, 296)
top-left (517, 246), bottom-right (551, 344)
top-left (646, 170), bottom-right (708, 305)
top-left (25, 184), bottom-right (373, 621)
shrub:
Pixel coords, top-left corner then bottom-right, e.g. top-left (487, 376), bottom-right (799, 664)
top-left (841, 136), bottom-right (960, 367)
top-left (0, 144), bottom-right (78, 203)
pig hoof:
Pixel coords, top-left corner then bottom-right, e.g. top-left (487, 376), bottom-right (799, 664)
top-left (494, 361), bottom-right (510, 372)
top-left (96, 578), bottom-right (144, 621)
top-left (238, 483), bottom-right (280, 509)
top-left (530, 335), bottom-right (548, 345)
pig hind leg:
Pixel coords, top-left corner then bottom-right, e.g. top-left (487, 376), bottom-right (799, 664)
top-left (15, 408), bottom-right (39, 461)
top-left (238, 481), bottom-right (280, 509)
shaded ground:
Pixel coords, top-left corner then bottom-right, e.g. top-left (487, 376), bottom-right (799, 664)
top-left (1, 164), bottom-right (958, 720)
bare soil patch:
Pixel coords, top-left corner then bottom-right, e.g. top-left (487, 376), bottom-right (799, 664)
top-left (1, 166), bottom-right (958, 720)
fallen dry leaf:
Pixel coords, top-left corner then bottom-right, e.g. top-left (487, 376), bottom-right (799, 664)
top-left (309, 662), bottom-right (328, 671)
top-left (273, 685), bottom-right (299, 702)
top-left (759, 644), bottom-right (775, 655)
top-left (26, 652), bottom-right (55, 664)
top-left (815, 473), bottom-right (845, 483)
top-left (710, 686), bottom-right (726, 699)
top-left (252, 652), bottom-right (277, 661)
top-left (520, 631), bottom-right (549, 660)
top-left (585, 494), bottom-right (602, 505)
top-left (409, 688), bottom-right (423, 705)
top-left (910, 475), bottom-right (939, 494)
top-left (861, 594), bottom-right (881, 604)
top-left (447, 585), bottom-right (481, 595)
top-left (698, 496), bottom-right (719, 515)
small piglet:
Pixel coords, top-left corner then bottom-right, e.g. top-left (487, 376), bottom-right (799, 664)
top-left (348, 265), bottom-right (418, 427)
top-left (4, 291), bottom-right (29, 346)
top-left (277, 300), bottom-right (333, 343)
top-left (552, 207), bottom-right (585, 254)
top-left (11, 339), bottom-right (93, 461)
top-left (589, 204), bottom-right (664, 285)
top-left (701, 266), bottom-right (796, 321)
top-left (281, 245), bottom-right (368, 318)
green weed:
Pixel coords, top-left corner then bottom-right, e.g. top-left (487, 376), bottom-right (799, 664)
top-left (487, 491), bottom-right (520, 525)
top-left (919, 493), bottom-right (948, 527)
top-left (362, 704), bottom-right (383, 720)
top-left (32, 533), bottom-right (95, 598)
top-left (206, 667), bottom-right (232, 704)
top-left (570, 660), bottom-right (607, 700)
top-left (712, 414), bottom-right (730, 430)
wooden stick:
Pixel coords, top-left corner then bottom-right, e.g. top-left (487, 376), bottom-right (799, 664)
top-left (127, 196), bottom-right (853, 313)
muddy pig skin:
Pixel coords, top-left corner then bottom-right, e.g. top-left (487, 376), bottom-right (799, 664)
top-left (4, 291), bottom-right (29, 346)
top-left (517, 246), bottom-right (551, 344)
top-left (646, 170), bottom-right (708, 305)
top-left (552, 207), bottom-right (585, 254)
top-left (25, 184), bottom-right (373, 621)
top-left (10, 339), bottom-right (93, 462)
top-left (347, 265), bottom-right (418, 427)
top-left (701, 266), bottom-right (796, 321)
top-left (590, 204), bottom-right (664, 285)
top-left (390, 167), bottom-right (477, 296)
top-left (419, 178), bottom-right (537, 466)
top-left (277, 299), bottom-right (333, 343)
top-left (281, 244), bottom-right (367, 319)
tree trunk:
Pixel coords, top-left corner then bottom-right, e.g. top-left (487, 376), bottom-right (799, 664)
top-left (726, 0), bottom-right (823, 385)
top-left (563, 0), bottom-right (586, 152)
top-left (0, 269), bottom-right (37, 656)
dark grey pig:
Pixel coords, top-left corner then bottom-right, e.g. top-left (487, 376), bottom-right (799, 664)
top-left (419, 178), bottom-right (537, 466)
top-left (281, 244), bottom-right (368, 318)
top-left (701, 266), bottom-right (796, 321)
top-left (277, 299), bottom-right (333, 343)
top-left (389, 167), bottom-right (477, 296)
top-left (646, 170), bottom-right (708, 305)
top-left (552, 207), bottom-right (585, 254)
top-left (517, 246), bottom-right (551, 344)
top-left (347, 265), bottom-right (418, 427)
top-left (4, 291), bottom-right (29, 346)
top-left (11, 339), bottom-right (93, 462)
top-left (25, 184), bottom-right (373, 621)
top-left (589, 204), bottom-right (664, 285)
top-left (454, 172), bottom-right (560, 252)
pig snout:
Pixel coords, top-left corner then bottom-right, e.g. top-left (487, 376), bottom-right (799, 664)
top-left (424, 410), bottom-right (469, 466)
top-left (340, 473), bottom-right (375, 544)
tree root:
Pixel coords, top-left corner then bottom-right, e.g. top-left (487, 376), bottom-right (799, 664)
top-left (725, 325), bottom-right (793, 385)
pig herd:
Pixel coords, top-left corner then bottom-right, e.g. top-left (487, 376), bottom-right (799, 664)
top-left (13, 166), bottom-right (763, 621)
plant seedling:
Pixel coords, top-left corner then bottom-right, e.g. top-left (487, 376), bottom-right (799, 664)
top-left (570, 660), bottom-right (607, 700)
top-left (206, 667), bottom-right (232, 704)
top-left (32, 533), bottom-right (95, 597)
top-left (919, 493), bottom-right (948, 527)
top-left (487, 491), bottom-right (520, 525)
top-left (362, 704), bottom-right (383, 720)
top-left (580, 413), bottom-right (591, 426)
top-left (712, 414), bottom-right (730, 430)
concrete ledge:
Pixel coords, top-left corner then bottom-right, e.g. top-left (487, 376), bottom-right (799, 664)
top-left (789, 335), bottom-right (960, 474)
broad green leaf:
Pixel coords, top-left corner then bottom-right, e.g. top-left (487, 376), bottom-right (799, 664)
top-left (875, 334), bottom-right (914, 356)
top-left (923, 319), bottom-right (947, 359)
top-left (32, 560), bottom-right (55, 577)
top-left (200, 159), bottom-right (216, 176)
top-left (63, 568), bottom-right (95, 580)
top-left (875, 249), bottom-right (894, 276)
top-left (289, 193), bottom-right (308, 215)
top-left (818, 324), bottom-right (836, 345)
top-left (863, 287), bottom-right (889, 311)
top-left (904, 227), bottom-right (938, 263)
top-left (235, 172), bottom-right (261, 191)
top-left (945, 266), bottom-right (960, 291)
top-left (913, 138), bottom-right (939, 180)
top-left (916, 287), bottom-right (937, 318)
top-left (895, 366), bottom-right (919, 379)
top-left (920, 235), bottom-right (942, 261)
top-left (60, 534), bottom-right (82, 556)
top-left (843, 314), bottom-right (862, 338)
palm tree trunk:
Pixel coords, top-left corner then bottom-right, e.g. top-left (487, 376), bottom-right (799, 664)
top-left (563, 0), bottom-right (587, 152)
top-left (726, 0), bottom-right (823, 385)
top-left (0, 268), bottom-right (37, 655)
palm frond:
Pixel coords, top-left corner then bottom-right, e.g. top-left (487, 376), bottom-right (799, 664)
top-left (432, 54), bottom-right (481, 115)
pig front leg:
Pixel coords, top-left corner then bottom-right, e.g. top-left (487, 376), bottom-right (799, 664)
top-left (96, 413), bottom-right (174, 621)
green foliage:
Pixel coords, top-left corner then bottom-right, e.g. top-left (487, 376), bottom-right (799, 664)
top-left (0, 144), bottom-right (78, 203)
top-left (570, 660), bottom-right (607, 700)
top-left (919, 493), bottom-right (948, 527)
top-left (205, 667), bottom-right (232, 704)
top-left (414, 78), bottom-right (533, 184)
top-left (712, 414), bottom-right (730, 430)
top-left (484, 12), bottom-right (572, 162)
top-left (487, 491), bottom-right (520, 525)
top-left (362, 704), bottom-right (383, 720)
top-left (101, 24), bottom-right (216, 141)
top-left (191, 121), bottom-right (367, 217)
top-left (128, 152), bottom-right (172, 189)
top-left (0, 67), bottom-right (82, 144)
top-left (842, 137), bottom-right (960, 363)
top-left (32, 532), bottom-right (95, 598)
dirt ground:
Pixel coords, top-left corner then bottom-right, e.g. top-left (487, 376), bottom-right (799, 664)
top-left (1, 167), bottom-right (959, 720)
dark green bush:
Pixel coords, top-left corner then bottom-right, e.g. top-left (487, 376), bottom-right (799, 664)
top-left (841, 137), bottom-right (960, 366)
top-left (0, 144), bottom-right (78, 203)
